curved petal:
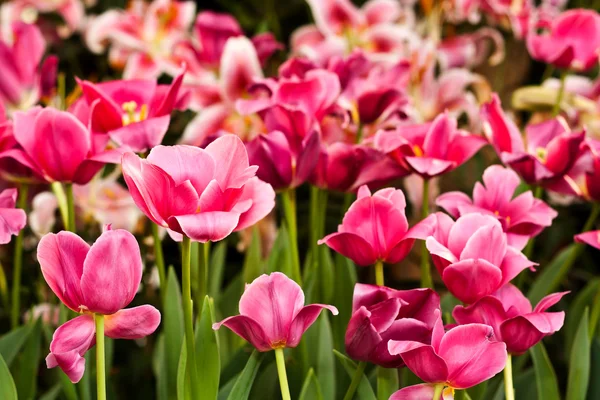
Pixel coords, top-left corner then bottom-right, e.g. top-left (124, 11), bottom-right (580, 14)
top-left (435, 191), bottom-right (472, 218)
top-left (447, 213), bottom-right (499, 255)
top-left (169, 211), bottom-right (240, 242)
top-left (459, 222), bottom-right (506, 266)
top-left (212, 315), bottom-right (272, 352)
top-left (534, 291), bottom-right (569, 313)
top-left (318, 232), bottom-right (377, 266)
top-left (575, 231), bottom-right (600, 250)
top-left (104, 305), bottom-right (161, 339)
top-left (80, 229), bottom-right (142, 314)
top-left (500, 312), bottom-right (565, 354)
top-left (205, 135), bottom-right (258, 189)
top-left (390, 384), bottom-right (438, 400)
top-left (287, 303), bottom-right (338, 347)
top-left (220, 36), bottom-right (263, 103)
top-left (234, 177), bottom-right (276, 231)
top-left (388, 341), bottom-right (448, 384)
top-left (404, 156), bottom-right (454, 178)
top-left (109, 115), bottom-right (171, 152)
top-left (442, 259), bottom-right (503, 304)
top-left (499, 246), bottom-right (536, 286)
top-left (345, 306), bottom-right (382, 362)
top-left (0, 208), bottom-right (26, 244)
top-left (37, 232), bottom-right (88, 311)
top-left (452, 296), bottom-right (507, 340)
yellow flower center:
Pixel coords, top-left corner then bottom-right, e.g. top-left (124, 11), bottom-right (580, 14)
top-left (122, 101), bottom-right (148, 125)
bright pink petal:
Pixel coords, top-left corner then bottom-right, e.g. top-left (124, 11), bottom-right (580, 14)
top-left (443, 259), bottom-right (503, 304)
top-left (104, 305), bottom-right (161, 339)
top-left (493, 283), bottom-right (533, 315)
top-left (234, 177), bottom-right (276, 231)
top-left (345, 306), bottom-right (383, 362)
top-left (423, 114), bottom-right (454, 159)
top-left (0, 207), bottom-right (26, 244)
top-left (476, 165), bottom-right (521, 209)
top-left (390, 384), bottom-right (438, 400)
top-left (109, 115), bottom-right (171, 152)
top-left (446, 132), bottom-right (487, 167)
top-left (425, 237), bottom-right (458, 264)
top-left (388, 341), bottom-right (448, 384)
top-left (447, 214), bottom-right (499, 256)
top-left (169, 211), bottom-right (240, 242)
top-left (499, 246), bottom-right (536, 286)
top-left (534, 291), bottom-right (569, 313)
top-left (459, 222), bottom-right (507, 266)
top-left (404, 157), bottom-right (454, 178)
top-left (37, 232), bottom-right (88, 312)
top-left (318, 232), bottom-right (377, 266)
top-left (220, 36), bottom-right (263, 103)
top-left (452, 296), bottom-right (507, 340)
top-left (500, 312), bottom-right (565, 354)
top-left (435, 191), bottom-right (472, 218)
top-left (575, 231), bottom-right (600, 250)
top-left (212, 315), bottom-right (272, 352)
top-left (204, 135), bottom-right (258, 189)
top-left (287, 303), bottom-right (338, 347)
top-left (80, 229), bottom-right (142, 314)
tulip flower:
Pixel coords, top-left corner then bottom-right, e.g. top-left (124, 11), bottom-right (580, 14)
top-left (345, 284), bottom-right (439, 367)
top-left (375, 113), bottom-right (486, 178)
top-left (437, 165), bottom-right (557, 250)
top-left (38, 228), bottom-right (161, 383)
top-left (0, 188), bottom-right (26, 244)
top-left (453, 283), bottom-right (567, 354)
top-left (426, 213), bottom-right (535, 304)
top-left (213, 272), bottom-right (338, 400)
top-left (527, 9), bottom-right (600, 72)
top-left (76, 70), bottom-right (186, 152)
top-left (319, 185), bottom-right (436, 267)
top-left (388, 310), bottom-right (507, 397)
top-left (0, 0), bottom-right (85, 38)
top-left (481, 94), bottom-right (585, 186)
top-left (122, 135), bottom-right (275, 242)
top-left (575, 231), bottom-right (600, 249)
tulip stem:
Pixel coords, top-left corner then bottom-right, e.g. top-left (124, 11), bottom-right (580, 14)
top-left (274, 348), bottom-right (291, 400)
top-left (343, 361), bottom-right (367, 400)
top-left (181, 236), bottom-right (199, 400)
top-left (281, 190), bottom-right (302, 285)
top-left (375, 260), bottom-right (384, 286)
top-left (552, 69), bottom-right (568, 117)
top-left (420, 179), bottom-right (433, 289)
top-left (151, 223), bottom-right (166, 300)
top-left (198, 242), bottom-right (210, 309)
top-left (504, 354), bottom-right (515, 400)
top-left (522, 186), bottom-right (544, 261)
top-left (10, 184), bottom-right (28, 329)
top-left (432, 383), bottom-right (444, 400)
top-left (94, 314), bottom-right (106, 400)
top-left (65, 183), bottom-right (76, 232)
top-left (51, 181), bottom-right (69, 229)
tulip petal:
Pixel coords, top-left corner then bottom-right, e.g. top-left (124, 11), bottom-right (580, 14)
top-left (234, 177), bottom-right (276, 231)
top-left (436, 191), bottom-right (472, 218)
top-left (499, 246), bottom-right (536, 286)
top-left (104, 305), bottom-right (161, 339)
top-left (345, 306), bottom-right (382, 361)
top-left (388, 340), bottom-right (448, 383)
top-left (109, 115), bottom-right (171, 153)
top-left (443, 259), bottom-right (503, 304)
top-left (425, 237), bottom-right (457, 264)
top-left (212, 315), bottom-right (272, 352)
top-left (447, 213), bottom-right (500, 257)
top-left (500, 312), bottom-right (565, 354)
top-left (460, 223), bottom-right (506, 266)
top-left (287, 303), bottom-right (338, 347)
top-left (318, 232), bottom-right (376, 266)
top-left (170, 211), bottom-right (240, 242)
top-left (205, 135), bottom-right (258, 189)
top-left (452, 296), bottom-right (507, 340)
top-left (575, 231), bottom-right (600, 250)
top-left (534, 291), bottom-right (569, 313)
top-left (220, 36), bottom-right (263, 103)
top-left (0, 207), bottom-right (26, 244)
top-left (390, 384), bottom-right (438, 400)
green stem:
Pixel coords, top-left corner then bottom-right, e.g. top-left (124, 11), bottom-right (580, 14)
top-left (523, 186), bottom-right (544, 261)
top-left (552, 70), bottom-right (568, 117)
top-left (198, 242), bottom-right (210, 310)
top-left (343, 361), bottom-right (367, 400)
top-left (65, 183), bottom-right (76, 232)
top-left (181, 236), bottom-right (199, 400)
top-left (51, 182), bottom-right (68, 229)
top-left (10, 184), bottom-right (28, 329)
top-left (274, 348), bottom-right (291, 400)
top-left (355, 122), bottom-right (364, 144)
top-left (420, 179), bottom-right (433, 289)
top-left (504, 355), bottom-right (515, 400)
top-left (375, 260), bottom-right (384, 286)
top-left (151, 223), bottom-right (166, 300)
top-left (432, 383), bottom-right (444, 400)
top-left (281, 190), bottom-right (302, 285)
top-left (94, 314), bottom-right (106, 400)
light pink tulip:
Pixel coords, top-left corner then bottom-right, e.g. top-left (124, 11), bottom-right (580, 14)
top-left (388, 310), bottom-right (507, 390)
top-left (453, 284), bottom-right (567, 354)
top-left (345, 284), bottom-right (439, 367)
top-left (213, 272), bottom-right (338, 351)
top-left (122, 135), bottom-right (275, 242)
top-left (0, 188), bottom-right (26, 244)
top-left (319, 185), bottom-right (436, 266)
top-left (390, 383), bottom-right (455, 399)
top-left (38, 228), bottom-right (161, 382)
top-left (426, 213), bottom-right (535, 304)
top-left (375, 113), bottom-right (487, 178)
top-left (527, 9), bottom-right (600, 71)
top-left (0, 0), bottom-right (85, 38)
top-left (437, 165), bottom-right (557, 250)
top-left (575, 230), bottom-right (600, 249)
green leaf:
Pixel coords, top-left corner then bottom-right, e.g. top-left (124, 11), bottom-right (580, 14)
top-left (249, 360), bottom-right (278, 400)
top-left (0, 353), bottom-right (17, 400)
top-left (530, 343), bottom-right (560, 400)
top-left (455, 391), bottom-right (473, 400)
top-left (242, 227), bottom-right (263, 284)
top-left (164, 267), bottom-right (184, 400)
top-left (528, 244), bottom-right (577, 305)
top-left (0, 323), bottom-right (32, 366)
top-left (467, 381), bottom-right (487, 400)
top-left (14, 318), bottom-right (42, 400)
top-left (305, 313), bottom-right (336, 400)
top-left (567, 308), bottom-right (591, 400)
top-left (153, 335), bottom-right (169, 400)
top-left (492, 368), bottom-right (537, 400)
top-left (227, 350), bottom-right (265, 400)
top-left (39, 384), bottom-right (62, 400)
top-left (565, 279), bottom-right (600, 353)
top-left (176, 340), bottom-right (191, 400)
top-left (299, 368), bottom-right (323, 400)
top-left (333, 350), bottom-right (376, 400)
top-left (266, 225), bottom-right (292, 276)
top-left (587, 337), bottom-right (600, 400)
top-left (377, 367), bottom-right (398, 400)
top-left (332, 254), bottom-right (356, 351)
top-left (196, 297), bottom-right (220, 400)
top-left (208, 241), bottom-right (228, 299)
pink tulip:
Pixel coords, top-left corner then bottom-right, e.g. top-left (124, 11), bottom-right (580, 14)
top-left (375, 113), bottom-right (487, 178)
top-left (122, 135), bottom-right (275, 242)
top-left (0, 188), bottom-right (26, 244)
top-left (482, 94), bottom-right (585, 186)
top-left (575, 231), bottom-right (600, 249)
top-left (0, 118), bottom-right (44, 183)
top-left (76, 70), bottom-right (186, 152)
top-left (0, 107), bottom-right (119, 184)
top-left (438, 28), bottom-right (504, 70)
top-left (319, 185), bottom-right (436, 266)
top-left (437, 165), bottom-right (557, 250)
top-left (0, 22), bottom-right (56, 111)
top-left (0, 0), bottom-right (85, 38)
top-left (388, 310), bottom-right (507, 391)
top-left (38, 228), bottom-right (161, 383)
top-left (426, 213), bottom-right (535, 304)
top-left (390, 383), bottom-right (455, 399)
top-left (212, 272), bottom-right (338, 351)
top-left (453, 283), bottom-right (567, 354)
top-left (527, 9), bottom-right (600, 71)
top-left (345, 283), bottom-right (439, 367)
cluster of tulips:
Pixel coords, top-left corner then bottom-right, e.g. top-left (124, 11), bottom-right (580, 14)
top-left (0, 0), bottom-right (600, 399)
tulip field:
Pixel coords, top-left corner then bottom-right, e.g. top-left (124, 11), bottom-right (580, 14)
top-left (1, 0), bottom-right (600, 399)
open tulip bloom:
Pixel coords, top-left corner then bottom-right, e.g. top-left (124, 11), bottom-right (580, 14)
top-left (38, 228), bottom-right (160, 383)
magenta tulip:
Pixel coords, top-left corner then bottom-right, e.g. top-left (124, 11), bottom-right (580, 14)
top-left (319, 185), bottom-right (436, 266)
top-left (437, 165), bottom-right (557, 250)
top-left (388, 310), bottom-right (507, 391)
top-left (375, 113), bottom-right (486, 178)
top-left (122, 135), bottom-right (275, 242)
top-left (213, 272), bottom-right (338, 351)
top-left (453, 283), bottom-right (567, 354)
top-left (0, 188), bottom-right (26, 244)
top-left (575, 231), bottom-right (600, 249)
top-left (38, 228), bottom-right (161, 383)
top-left (527, 9), bottom-right (600, 71)
top-left (426, 213), bottom-right (535, 304)
top-left (345, 283), bottom-right (439, 367)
